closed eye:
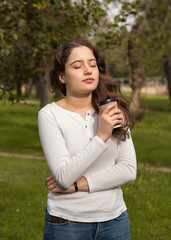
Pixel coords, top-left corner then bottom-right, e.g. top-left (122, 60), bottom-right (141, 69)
top-left (74, 66), bottom-right (81, 69)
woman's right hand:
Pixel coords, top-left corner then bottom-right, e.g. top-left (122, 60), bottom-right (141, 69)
top-left (45, 176), bottom-right (75, 194)
top-left (97, 102), bottom-right (123, 142)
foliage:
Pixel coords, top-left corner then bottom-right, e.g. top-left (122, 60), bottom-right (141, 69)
top-left (0, 0), bottom-right (108, 100)
top-left (134, 0), bottom-right (171, 76)
top-left (98, 0), bottom-right (171, 89)
top-left (0, 0), bottom-right (170, 103)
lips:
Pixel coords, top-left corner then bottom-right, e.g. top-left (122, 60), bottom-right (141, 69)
top-left (83, 78), bottom-right (94, 83)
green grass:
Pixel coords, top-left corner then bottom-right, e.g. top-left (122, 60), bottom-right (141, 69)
top-left (0, 94), bottom-right (170, 239)
top-left (123, 92), bottom-right (171, 112)
top-left (0, 156), bottom-right (50, 240)
top-left (122, 93), bottom-right (171, 167)
top-left (140, 94), bottom-right (171, 112)
top-left (132, 112), bottom-right (171, 167)
top-left (0, 156), bottom-right (170, 240)
top-left (0, 102), bottom-right (43, 155)
top-left (123, 169), bottom-right (171, 240)
top-left (0, 94), bottom-right (171, 167)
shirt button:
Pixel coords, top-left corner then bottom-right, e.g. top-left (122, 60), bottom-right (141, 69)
top-left (89, 138), bottom-right (92, 140)
top-left (87, 113), bottom-right (90, 115)
top-left (85, 125), bottom-right (87, 128)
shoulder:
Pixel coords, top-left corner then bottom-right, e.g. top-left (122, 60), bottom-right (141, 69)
top-left (38, 102), bottom-right (65, 129)
top-left (38, 102), bottom-right (67, 126)
top-left (38, 102), bottom-right (56, 115)
top-left (38, 103), bottom-right (56, 125)
top-left (38, 102), bottom-right (63, 117)
top-left (38, 102), bottom-right (63, 123)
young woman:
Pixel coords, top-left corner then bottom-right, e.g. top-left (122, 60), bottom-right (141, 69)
top-left (38, 39), bottom-right (137, 240)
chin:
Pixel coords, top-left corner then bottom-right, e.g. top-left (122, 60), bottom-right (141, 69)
top-left (84, 85), bottom-right (97, 92)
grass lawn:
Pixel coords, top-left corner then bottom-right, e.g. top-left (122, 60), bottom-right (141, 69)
top-left (123, 93), bottom-right (171, 167)
top-left (0, 156), bottom-right (50, 240)
top-left (140, 94), bottom-right (171, 112)
top-left (0, 155), bottom-right (170, 240)
top-left (0, 94), bottom-right (170, 239)
top-left (0, 94), bottom-right (171, 167)
top-left (132, 112), bottom-right (171, 167)
top-left (123, 93), bottom-right (171, 112)
top-left (123, 168), bottom-right (171, 240)
top-left (0, 102), bottom-right (43, 156)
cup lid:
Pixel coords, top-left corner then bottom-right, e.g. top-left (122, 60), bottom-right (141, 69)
top-left (99, 98), bottom-right (117, 106)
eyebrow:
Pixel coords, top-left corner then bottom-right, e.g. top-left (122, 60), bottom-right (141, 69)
top-left (70, 58), bottom-right (96, 66)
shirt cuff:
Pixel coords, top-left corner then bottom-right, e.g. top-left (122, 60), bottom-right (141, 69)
top-left (84, 175), bottom-right (96, 193)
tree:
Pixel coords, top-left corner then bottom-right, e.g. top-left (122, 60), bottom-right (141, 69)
top-left (0, 0), bottom-right (107, 107)
top-left (127, 0), bottom-right (171, 110)
top-left (164, 55), bottom-right (171, 98)
top-left (127, 0), bottom-right (153, 112)
top-left (142, 0), bottom-right (171, 99)
top-left (97, 0), bottom-right (171, 112)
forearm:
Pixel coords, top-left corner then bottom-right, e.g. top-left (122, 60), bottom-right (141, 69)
top-left (47, 176), bottom-right (89, 194)
top-left (61, 177), bottom-right (89, 193)
top-left (85, 163), bottom-right (136, 193)
top-left (84, 135), bottom-right (137, 193)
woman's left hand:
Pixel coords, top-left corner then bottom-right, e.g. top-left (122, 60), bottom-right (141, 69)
top-left (45, 176), bottom-right (75, 194)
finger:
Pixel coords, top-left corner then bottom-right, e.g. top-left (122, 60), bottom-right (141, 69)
top-left (48, 183), bottom-right (57, 190)
top-left (107, 109), bottom-right (122, 117)
top-left (110, 114), bottom-right (124, 121)
top-left (112, 118), bottom-right (123, 123)
top-left (101, 102), bottom-right (117, 114)
top-left (45, 176), bottom-right (54, 186)
top-left (52, 188), bottom-right (59, 193)
top-left (112, 119), bottom-right (123, 126)
top-left (46, 176), bottom-right (54, 182)
top-left (46, 179), bottom-right (55, 187)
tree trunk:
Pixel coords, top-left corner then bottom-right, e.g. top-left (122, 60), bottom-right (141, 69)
top-left (25, 78), bottom-right (33, 98)
top-left (35, 81), bottom-right (40, 99)
top-left (17, 79), bottom-right (22, 97)
top-left (127, 24), bottom-right (145, 112)
top-left (163, 54), bottom-right (171, 99)
top-left (129, 87), bottom-right (142, 111)
top-left (36, 71), bottom-right (50, 108)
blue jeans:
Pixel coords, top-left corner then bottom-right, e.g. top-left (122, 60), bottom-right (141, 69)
top-left (43, 209), bottom-right (131, 240)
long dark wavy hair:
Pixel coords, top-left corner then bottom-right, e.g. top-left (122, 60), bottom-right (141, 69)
top-left (50, 39), bottom-right (134, 141)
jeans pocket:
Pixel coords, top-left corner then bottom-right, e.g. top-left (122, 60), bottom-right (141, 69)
top-left (47, 220), bottom-right (70, 226)
top-left (46, 212), bottom-right (70, 226)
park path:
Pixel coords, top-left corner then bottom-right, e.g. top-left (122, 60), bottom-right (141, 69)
top-left (0, 151), bottom-right (44, 160)
top-left (0, 151), bottom-right (171, 173)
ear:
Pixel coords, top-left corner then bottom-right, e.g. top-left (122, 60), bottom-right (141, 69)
top-left (59, 73), bottom-right (65, 84)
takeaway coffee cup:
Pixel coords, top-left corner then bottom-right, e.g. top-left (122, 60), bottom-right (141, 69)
top-left (99, 98), bottom-right (122, 129)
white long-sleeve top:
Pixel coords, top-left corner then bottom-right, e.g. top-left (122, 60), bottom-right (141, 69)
top-left (38, 102), bottom-right (137, 222)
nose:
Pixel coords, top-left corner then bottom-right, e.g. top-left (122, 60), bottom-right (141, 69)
top-left (84, 64), bottom-right (92, 75)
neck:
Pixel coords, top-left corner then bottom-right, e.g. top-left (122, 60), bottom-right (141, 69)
top-left (65, 93), bottom-right (94, 111)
